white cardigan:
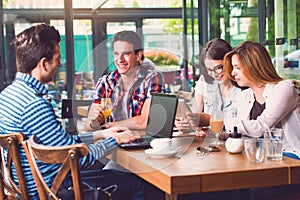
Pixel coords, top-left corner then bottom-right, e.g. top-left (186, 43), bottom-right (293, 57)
top-left (194, 75), bottom-right (241, 117)
top-left (225, 80), bottom-right (300, 157)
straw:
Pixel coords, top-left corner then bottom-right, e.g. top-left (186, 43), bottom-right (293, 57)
top-left (105, 83), bottom-right (108, 107)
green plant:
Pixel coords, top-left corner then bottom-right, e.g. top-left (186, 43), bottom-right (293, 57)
top-left (144, 49), bottom-right (179, 66)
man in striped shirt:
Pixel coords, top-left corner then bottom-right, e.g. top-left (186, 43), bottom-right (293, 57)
top-left (0, 24), bottom-right (144, 199)
top-left (85, 30), bottom-right (164, 132)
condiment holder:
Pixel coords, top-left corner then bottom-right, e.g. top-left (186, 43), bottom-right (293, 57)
top-left (225, 127), bottom-right (244, 154)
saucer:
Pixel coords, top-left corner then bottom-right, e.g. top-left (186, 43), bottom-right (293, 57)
top-left (144, 148), bottom-right (180, 158)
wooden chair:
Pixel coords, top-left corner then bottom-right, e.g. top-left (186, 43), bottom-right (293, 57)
top-left (0, 133), bottom-right (29, 200)
top-left (24, 135), bottom-right (89, 200)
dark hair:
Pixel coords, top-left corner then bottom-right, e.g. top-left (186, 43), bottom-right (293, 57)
top-left (199, 38), bottom-right (233, 83)
top-left (112, 30), bottom-right (142, 54)
top-left (12, 23), bottom-right (60, 73)
top-left (200, 38), bottom-right (233, 64)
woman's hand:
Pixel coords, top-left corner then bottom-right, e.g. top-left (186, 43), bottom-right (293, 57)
top-left (195, 127), bottom-right (209, 137)
top-left (175, 111), bottom-right (200, 132)
top-left (185, 112), bottom-right (200, 127)
top-left (186, 112), bottom-right (211, 128)
top-left (175, 116), bottom-right (192, 132)
top-left (175, 111), bottom-right (211, 133)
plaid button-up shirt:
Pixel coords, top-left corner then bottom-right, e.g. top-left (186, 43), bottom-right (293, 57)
top-left (93, 65), bottom-right (165, 121)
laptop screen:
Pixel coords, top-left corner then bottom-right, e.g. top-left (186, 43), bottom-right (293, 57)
top-left (145, 93), bottom-right (178, 138)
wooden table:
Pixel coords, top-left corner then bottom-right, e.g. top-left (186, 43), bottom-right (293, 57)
top-left (109, 135), bottom-right (300, 200)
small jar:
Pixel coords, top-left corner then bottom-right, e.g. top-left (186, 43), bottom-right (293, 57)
top-left (225, 127), bottom-right (244, 154)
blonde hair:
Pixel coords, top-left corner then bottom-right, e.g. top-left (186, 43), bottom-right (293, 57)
top-left (224, 41), bottom-right (283, 86)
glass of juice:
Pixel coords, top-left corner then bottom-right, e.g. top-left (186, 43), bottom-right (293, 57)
top-left (210, 111), bottom-right (224, 145)
top-left (101, 98), bottom-right (113, 127)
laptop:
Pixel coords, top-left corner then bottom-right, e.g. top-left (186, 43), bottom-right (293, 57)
top-left (119, 93), bottom-right (178, 149)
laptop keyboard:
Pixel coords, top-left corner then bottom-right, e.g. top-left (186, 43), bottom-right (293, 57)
top-left (132, 138), bottom-right (145, 143)
top-left (119, 136), bottom-right (153, 149)
top-left (130, 136), bottom-right (153, 144)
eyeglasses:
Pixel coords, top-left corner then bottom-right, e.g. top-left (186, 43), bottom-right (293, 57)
top-left (204, 64), bottom-right (224, 75)
top-left (113, 51), bottom-right (134, 58)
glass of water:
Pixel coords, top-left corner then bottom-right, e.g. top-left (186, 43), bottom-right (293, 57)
top-left (264, 128), bottom-right (284, 161)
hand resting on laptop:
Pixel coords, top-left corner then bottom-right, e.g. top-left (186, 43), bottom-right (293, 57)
top-left (94, 126), bottom-right (142, 144)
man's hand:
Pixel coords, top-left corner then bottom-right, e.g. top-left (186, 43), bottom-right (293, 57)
top-left (93, 126), bottom-right (141, 143)
top-left (112, 129), bottom-right (141, 144)
top-left (90, 103), bottom-right (105, 128)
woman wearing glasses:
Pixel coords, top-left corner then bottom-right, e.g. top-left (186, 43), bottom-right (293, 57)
top-left (175, 38), bottom-right (242, 135)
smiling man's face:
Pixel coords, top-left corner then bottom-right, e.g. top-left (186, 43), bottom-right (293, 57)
top-left (113, 41), bottom-right (142, 75)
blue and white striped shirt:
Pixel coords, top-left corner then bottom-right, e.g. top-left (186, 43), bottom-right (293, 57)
top-left (0, 72), bottom-right (118, 197)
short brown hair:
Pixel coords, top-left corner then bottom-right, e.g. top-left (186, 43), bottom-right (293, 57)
top-left (12, 23), bottom-right (60, 73)
top-left (112, 30), bottom-right (142, 55)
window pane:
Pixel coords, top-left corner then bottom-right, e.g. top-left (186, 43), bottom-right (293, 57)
top-left (4, 0), bottom-right (63, 8)
top-left (267, 0), bottom-right (300, 80)
top-left (220, 1), bottom-right (259, 46)
top-left (73, 0), bottom-right (182, 9)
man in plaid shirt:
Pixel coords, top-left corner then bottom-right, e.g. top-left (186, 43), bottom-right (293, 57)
top-left (85, 31), bottom-right (164, 131)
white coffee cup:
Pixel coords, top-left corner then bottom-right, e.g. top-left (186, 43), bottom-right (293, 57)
top-left (150, 138), bottom-right (172, 151)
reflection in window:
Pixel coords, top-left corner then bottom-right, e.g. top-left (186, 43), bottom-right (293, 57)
top-left (4, 0), bottom-right (64, 8)
top-left (73, 0), bottom-right (183, 9)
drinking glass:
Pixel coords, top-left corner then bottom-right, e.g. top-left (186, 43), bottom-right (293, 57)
top-left (210, 111), bottom-right (224, 145)
top-left (264, 128), bottom-right (284, 161)
top-left (101, 98), bottom-right (113, 127)
top-left (244, 138), bottom-right (265, 163)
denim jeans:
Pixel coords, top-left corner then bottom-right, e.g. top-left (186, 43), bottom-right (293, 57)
top-left (62, 169), bottom-right (144, 200)
top-left (283, 152), bottom-right (300, 160)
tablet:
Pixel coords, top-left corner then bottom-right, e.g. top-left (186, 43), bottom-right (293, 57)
top-left (176, 98), bottom-right (192, 118)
